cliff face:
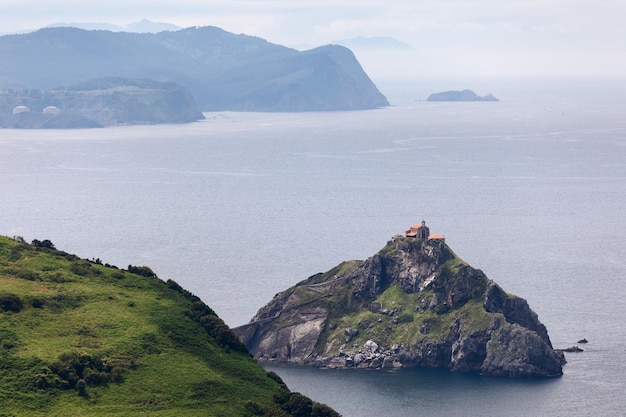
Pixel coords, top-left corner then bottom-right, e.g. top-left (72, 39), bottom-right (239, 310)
top-left (234, 236), bottom-right (564, 377)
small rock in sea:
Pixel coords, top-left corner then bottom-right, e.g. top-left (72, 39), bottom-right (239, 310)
top-left (558, 346), bottom-right (584, 353)
top-left (577, 338), bottom-right (588, 344)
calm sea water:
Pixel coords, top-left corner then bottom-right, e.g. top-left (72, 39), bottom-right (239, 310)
top-left (1, 79), bottom-right (625, 416)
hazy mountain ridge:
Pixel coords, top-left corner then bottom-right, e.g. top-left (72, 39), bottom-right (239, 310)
top-left (47, 19), bottom-right (183, 33)
top-left (0, 26), bottom-right (388, 112)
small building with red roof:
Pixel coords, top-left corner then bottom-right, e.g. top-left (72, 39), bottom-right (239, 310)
top-left (406, 220), bottom-right (430, 239)
top-left (405, 220), bottom-right (445, 242)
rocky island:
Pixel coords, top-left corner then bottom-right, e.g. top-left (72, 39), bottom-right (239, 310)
top-left (426, 89), bottom-right (499, 101)
top-left (234, 222), bottom-right (565, 377)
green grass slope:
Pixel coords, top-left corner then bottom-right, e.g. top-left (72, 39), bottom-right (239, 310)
top-left (0, 236), bottom-right (338, 417)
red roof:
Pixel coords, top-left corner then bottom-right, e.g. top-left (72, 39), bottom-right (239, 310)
top-left (428, 234), bottom-right (445, 240)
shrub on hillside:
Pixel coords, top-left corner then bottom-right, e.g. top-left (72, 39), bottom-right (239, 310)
top-left (48, 351), bottom-right (124, 395)
top-left (0, 293), bottom-right (23, 312)
top-left (311, 402), bottom-right (341, 417)
top-left (273, 389), bottom-right (341, 417)
top-left (127, 265), bottom-right (157, 277)
top-left (282, 392), bottom-right (313, 417)
top-left (31, 239), bottom-right (56, 250)
top-left (199, 314), bottom-right (249, 354)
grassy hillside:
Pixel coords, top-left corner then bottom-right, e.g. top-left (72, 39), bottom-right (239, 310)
top-left (0, 236), bottom-right (338, 416)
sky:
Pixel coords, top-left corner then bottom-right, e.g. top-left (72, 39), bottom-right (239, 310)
top-left (2, 1), bottom-right (626, 81)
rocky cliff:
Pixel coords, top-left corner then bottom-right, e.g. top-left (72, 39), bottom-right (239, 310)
top-left (234, 236), bottom-right (564, 377)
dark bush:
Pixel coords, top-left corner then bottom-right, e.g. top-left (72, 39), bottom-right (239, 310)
top-left (166, 279), bottom-right (184, 292)
top-left (274, 388), bottom-right (340, 417)
top-left (282, 392), bottom-right (313, 417)
top-left (31, 297), bottom-right (45, 308)
top-left (49, 351), bottom-right (122, 394)
top-left (272, 387), bottom-right (291, 406)
top-left (198, 314), bottom-right (248, 354)
top-left (311, 402), bottom-right (341, 417)
top-left (31, 239), bottom-right (56, 250)
top-left (0, 293), bottom-right (23, 312)
top-left (127, 265), bottom-right (157, 277)
top-left (266, 370), bottom-right (286, 386)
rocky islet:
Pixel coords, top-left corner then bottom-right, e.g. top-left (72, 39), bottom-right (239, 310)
top-left (235, 225), bottom-right (565, 377)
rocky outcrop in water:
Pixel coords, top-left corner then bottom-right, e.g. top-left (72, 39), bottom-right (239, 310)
top-left (427, 89), bottom-right (498, 101)
top-left (234, 235), bottom-right (564, 377)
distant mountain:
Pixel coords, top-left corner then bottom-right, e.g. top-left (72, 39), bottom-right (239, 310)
top-left (0, 26), bottom-right (389, 112)
top-left (46, 19), bottom-right (183, 33)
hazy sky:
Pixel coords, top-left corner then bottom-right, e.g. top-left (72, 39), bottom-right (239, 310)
top-left (3, 1), bottom-right (626, 80)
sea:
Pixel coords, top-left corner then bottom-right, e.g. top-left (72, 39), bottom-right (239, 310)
top-left (1, 78), bottom-right (625, 416)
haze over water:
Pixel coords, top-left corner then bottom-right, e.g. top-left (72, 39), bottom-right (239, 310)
top-left (1, 79), bottom-right (625, 416)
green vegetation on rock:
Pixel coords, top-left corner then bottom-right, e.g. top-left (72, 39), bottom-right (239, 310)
top-left (0, 235), bottom-right (339, 416)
